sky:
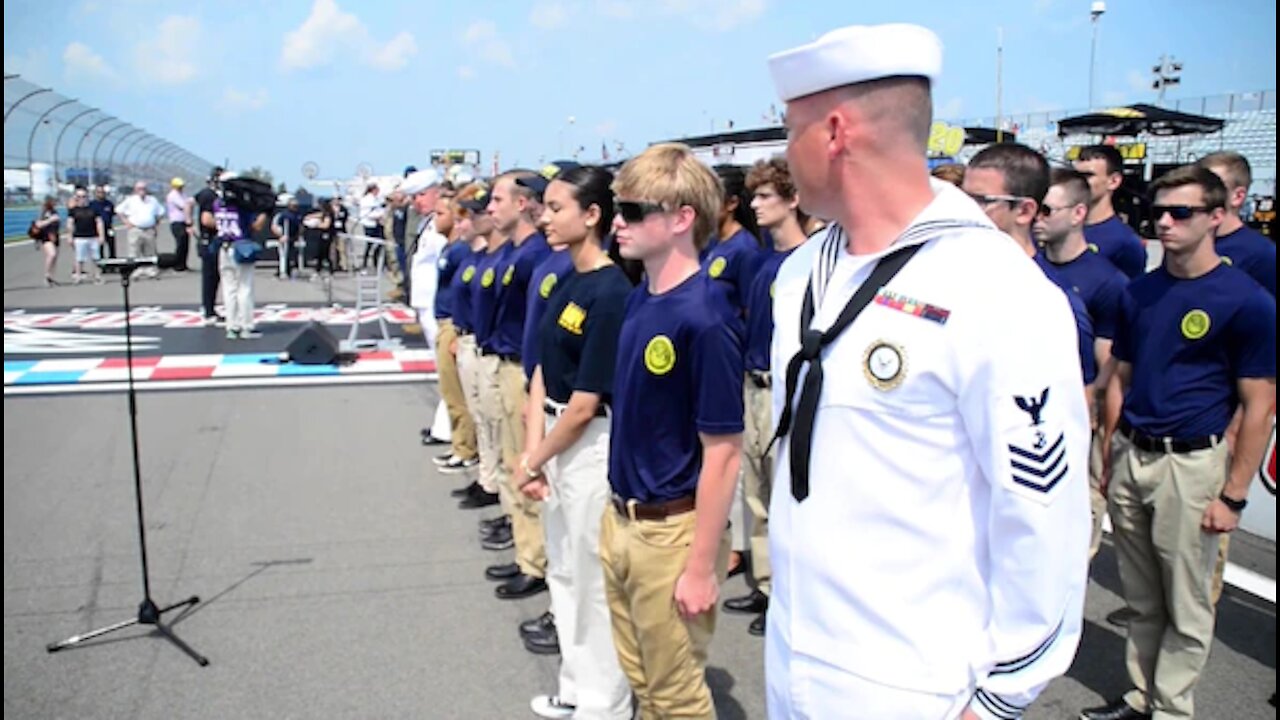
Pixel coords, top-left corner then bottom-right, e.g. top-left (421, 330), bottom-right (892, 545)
top-left (4, 0), bottom-right (1277, 188)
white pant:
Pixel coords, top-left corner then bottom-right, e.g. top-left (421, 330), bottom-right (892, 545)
top-left (456, 334), bottom-right (500, 494)
top-left (542, 410), bottom-right (631, 719)
top-left (417, 310), bottom-right (450, 442)
top-left (766, 627), bottom-right (970, 720)
top-left (218, 246), bottom-right (256, 332)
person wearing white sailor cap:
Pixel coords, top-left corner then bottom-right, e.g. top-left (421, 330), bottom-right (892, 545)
top-left (400, 168), bottom-right (461, 448)
top-left (764, 23), bottom-right (1091, 719)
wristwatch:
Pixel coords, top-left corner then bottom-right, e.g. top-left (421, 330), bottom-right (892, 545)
top-left (1218, 492), bottom-right (1248, 513)
top-left (520, 456), bottom-right (543, 479)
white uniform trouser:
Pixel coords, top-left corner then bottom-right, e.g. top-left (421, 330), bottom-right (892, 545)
top-left (766, 627), bottom-right (970, 720)
top-left (456, 334), bottom-right (500, 494)
top-left (417, 309), bottom-right (451, 442)
top-left (218, 246), bottom-right (255, 332)
top-left (542, 408), bottom-right (631, 719)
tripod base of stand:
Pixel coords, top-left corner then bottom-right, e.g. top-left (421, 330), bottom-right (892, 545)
top-left (47, 596), bottom-right (209, 666)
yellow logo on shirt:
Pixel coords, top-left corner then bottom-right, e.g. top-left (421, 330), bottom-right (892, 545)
top-left (481, 268), bottom-right (495, 288)
top-left (540, 273), bottom-right (559, 299)
top-left (502, 265), bottom-right (515, 286)
top-left (558, 302), bottom-right (586, 335)
top-left (770, 281), bottom-right (776, 299)
top-left (708, 256), bottom-right (727, 278)
top-left (1220, 255), bottom-right (1234, 266)
top-left (1181, 309), bottom-right (1211, 340)
top-left (644, 335), bottom-right (676, 375)
top-left (461, 266), bottom-right (476, 284)
top-left (1086, 243), bottom-right (1100, 253)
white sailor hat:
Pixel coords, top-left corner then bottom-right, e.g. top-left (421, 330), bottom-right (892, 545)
top-left (768, 23), bottom-right (942, 103)
top-left (399, 168), bottom-right (443, 196)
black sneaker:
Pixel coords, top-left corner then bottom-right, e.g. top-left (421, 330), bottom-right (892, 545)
top-left (479, 515), bottom-right (510, 534)
top-left (481, 527), bottom-right (514, 551)
top-left (459, 489), bottom-right (500, 509)
top-left (432, 452), bottom-right (456, 467)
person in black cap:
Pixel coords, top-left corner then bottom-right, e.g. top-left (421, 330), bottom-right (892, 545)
top-left (194, 167), bottom-right (224, 324)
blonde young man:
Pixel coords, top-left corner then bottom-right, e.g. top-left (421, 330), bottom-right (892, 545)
top-left (766, 24), bottom-right (1090, 718)
top-left (602, 143), bottom-right (744, 718)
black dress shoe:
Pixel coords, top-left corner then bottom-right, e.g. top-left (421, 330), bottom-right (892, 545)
top-left (519, 611), bottom-right (555, 637)
top-left (496, 574), bottom-right (547, 600)
top-left (726, 551), bottom-right (745, 579)
top-left (451, 480), bottom-right (480, 498)
top-left (481, 529), bottom-right (514, 551)
top-left (486, 562), bottom-right (520, 581)
top-left (1079, 699), bottom-right (1150, 720)
top-left (748, 613), bottom-right (766, 636)
top-left (723, 589), bottom-right (769, 614)
top-left (523, 626), bottom-right (560, 655)
top-left (421, 433), bottom-right (448, 446)
top-left (459, 489), bottom-right (500, 509)
top-left (480, 520), bottom-right (512, 542)
top-left (1106, 606), bottom-right (1138, 629)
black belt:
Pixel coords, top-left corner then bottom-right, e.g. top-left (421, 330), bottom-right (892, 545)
top-left (747, 370), bottom-right (771, 389)
top-left (611, 493), bottom-right (696, 521)
top-left (455, 328), bottom-right (473, 336)
top-left (544, 399), bottom-right (609, 418)
top-left (1118, 418), bottom-right (1219, 454)
top-left (480, 349), bottom-right (521, 363)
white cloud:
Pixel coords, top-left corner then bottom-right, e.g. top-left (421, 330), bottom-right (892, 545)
top-left (457, 65), bottom-right (476, 79)
top-left (658, 0), bottom-right (765, 31)
top-left (138, 15), bottom-right (200, 84)
top-left (368, 31), bottom-right (418, 70)
top-left (596, 0), bottom-right (634, 19)
top-left (281, 0), bottom-right (417, 72)
top-left (530, 0), bottom-right (569, 29)
top-left (463, 20), bottom-right (515, 67)
top-left (218, 87), bottom-right (269, 113)
top-left (62, 42), bottom-right (118, 83)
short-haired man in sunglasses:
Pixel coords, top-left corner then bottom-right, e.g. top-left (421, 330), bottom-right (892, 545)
top-left (963, 143), bottom-right (1098, 390)
top-left (1081, 164), bottom-right (1276, 720)
top-left (1034, 168), bottom-right (1129, 558)
top-left (603, 142), bottom-right (744, 718)
top-left (1074, 144), bottom-right (1148, 279)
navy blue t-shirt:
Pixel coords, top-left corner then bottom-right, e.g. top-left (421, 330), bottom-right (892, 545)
top-left (450, 247), bottom-right (484, 333)
top-left (522, 249), bottom-right (574, 378)
top-left (1114, 264), bottom-right (1276, 438)
top-left (1048, 246), bottom-right (1128, 340)
top-left (702, 228), bottom-right (764, 313)
top-left (1216, 225), bottom-right (1276, 298)
top-left (485, 232), bottom-right (551, 357)
top-left (1083, 215), bottom-right (1147, 279)
top-left (472, 244), bottom-right (512, 348)
top-left (538, 265), bottom-right (632, 404)
top-left (434, 241), bottom-right (471, 320)
top-left (744, 248), bottom-right (794, 372)
top-left (1035, 253), bottom-right (1099, 384)
top-left (609, 273), bottom-right (745, 503)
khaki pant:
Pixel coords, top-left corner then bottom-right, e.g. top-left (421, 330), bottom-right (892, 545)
top-left (479, 355), bottom-right (545, 578)
top-left (543, 412), bottom-right (631, 718)
top-left (457, 335), bottom-right (500, 494)
top-left (1109, 433), bottom-right (1229, 719)
top-left (127, 227), bottom-right (159, 279)
top-left (435, 320), bottom-right (476, 460)
top-left (600, 507), bottom-right (730, 719)
top-left (742, 380), bottom-right (774, 594)
top-left (1088, 430), bottom-right (1107, 559)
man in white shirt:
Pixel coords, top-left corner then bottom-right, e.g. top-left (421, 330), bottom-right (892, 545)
top-left (764, 24), bottom-right (1091, 719)
top-left (116, 180), bottom-right (166, 279)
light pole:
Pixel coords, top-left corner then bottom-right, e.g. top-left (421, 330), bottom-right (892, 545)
top-left (1089, 1), bottom-right (1106, 109)
top-left (27, 98), bottom-right (79, 169)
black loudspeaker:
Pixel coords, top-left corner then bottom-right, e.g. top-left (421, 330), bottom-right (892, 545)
top-left (286, 321), bottom-right (340, 365)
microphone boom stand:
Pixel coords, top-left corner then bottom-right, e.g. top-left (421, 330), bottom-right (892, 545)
top-left (47, 257), bottom-right (209, 666)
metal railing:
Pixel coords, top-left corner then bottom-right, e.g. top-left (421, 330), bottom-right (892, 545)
top-left (4, 75), bottom-right (214, 202)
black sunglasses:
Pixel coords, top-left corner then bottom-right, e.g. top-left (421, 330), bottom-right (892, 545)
top-left (966, 192), bottom-right (1027, 208)
top-left (1151, 204), bottom-right (1210, 221)
top-left (614, 200), bottom-right (665, 224)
